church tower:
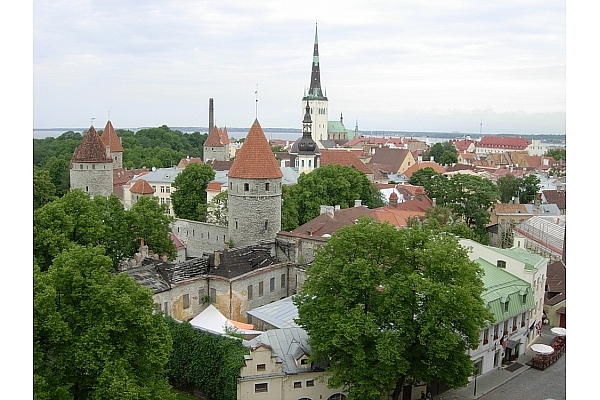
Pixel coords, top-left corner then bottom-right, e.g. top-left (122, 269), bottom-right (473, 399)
top-left (296, 100), bottom-right (319, 174)
top-left (100, 120), bottom-right (123, 169)
top-left (227, 120), bottom-right (282, 247)
top-left (302, 23), bottom-right (328, 144)
top-left (70, 125), bottom-right (114, 198)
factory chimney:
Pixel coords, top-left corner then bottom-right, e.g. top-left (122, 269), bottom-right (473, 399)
top-left (209, 98), bottom-right (214, 132)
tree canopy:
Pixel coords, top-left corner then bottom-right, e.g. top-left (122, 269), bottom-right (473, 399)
top-left (285, 165), bottom-right (384, 226)
top-left (34, 190), bottom-right (175, 271)
top-left (34, 168), bottom-right (57, 210)
top-left (424, 142), bottom-right (457, 164)
top-left (34, 245), bottom-right (175, 400)
top-left (545, 147), bottom-right (566, 161)
top-left (165, 319), bottom-right (248, 400)
top-left (496, 174), bottom-right (541, 204)
top-left (170, 163), bottom-right (215, 221)
top-left (294, 219), bottom-right (493, 400)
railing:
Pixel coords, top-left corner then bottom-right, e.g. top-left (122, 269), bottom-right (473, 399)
top-left (527, 336), bottom-right (566, 370)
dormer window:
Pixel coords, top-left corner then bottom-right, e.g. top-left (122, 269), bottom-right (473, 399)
top-left (504, 300), bottom-right (509, 312)
top-left (497, 260), bottom-right (506, 269)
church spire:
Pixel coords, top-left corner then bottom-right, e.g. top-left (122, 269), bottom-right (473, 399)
top-left (307, 22), bottom-right (326, 100)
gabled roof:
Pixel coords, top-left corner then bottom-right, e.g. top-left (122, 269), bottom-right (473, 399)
top-left (327, 120), bottom-right (347, 133)
top-left (169, 232), bottom-right (186, 250)
top-left (100, 120), bottom-right (123, 152)
top-left (292, 206), bottom-right (375, 237)
top-left (71, 125), bottom-right (113, 164)
top-left (542, 190), bottom-right (566, 210)
top-left (450, 139), bottom-right (476, 152)
top-left (130, 179), bottom-right (155, 194)
top-left (243, 327), bottom-right (312, 374)
top-left (477, 136), bottom-right (530, 150)
top-left (545, 259), bottom-right (566, 306)
top-left (320, 149), bottom-right (372, 174)
top-left (206, 159), bottom-right (234, 172)
top-left (368, 147), bottom-right (412, 173)
top-left (178, 157), bottom-right (203, 169)
top-left (204, 126), bottom-right (230, 147)
top-left (372, 207), bottom-right (425, 228)
top-left (228, 120), bottom-right (282, 179)
top-left (113, 167), bottom-right (149, 186)
top-left (402, 161), bottom-right (445, 179)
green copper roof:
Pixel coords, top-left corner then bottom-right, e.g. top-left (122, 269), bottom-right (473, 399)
top-left (327, 121), bottom-right (347, 133)
top-left (491, 246), bottom-right (547, 271)
top-left (477, 259), bottom-right (534, 324)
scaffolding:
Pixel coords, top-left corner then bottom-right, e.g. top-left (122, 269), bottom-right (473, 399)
top-left (512, 216), bottom-right (565, 262)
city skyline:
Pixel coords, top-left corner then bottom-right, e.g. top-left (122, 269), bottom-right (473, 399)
top-left (34, 1), bottom-right (566, 134)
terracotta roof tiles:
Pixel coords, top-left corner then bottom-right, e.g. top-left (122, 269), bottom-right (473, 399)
top-left (204, 126), bottom-right (230, 147)
top-left (228, 120), bottom-right (282, 179)
top-left (402, 161), bottom-right (445, 179)
top-left (100, 120), bottom-right (124, 152)
top-left (71, 125), bottom-right (113, 164)
top-left (130, 179), bottom-right (155, 194)
top-left (320, 149), bottom-right (372, 174)
top-left (477, 136), bottom-right (530, 150)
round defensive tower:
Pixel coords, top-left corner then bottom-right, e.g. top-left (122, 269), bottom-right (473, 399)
top-left (69, 125), bottom-right (114, 198)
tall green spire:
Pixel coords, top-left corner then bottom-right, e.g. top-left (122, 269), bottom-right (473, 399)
top-left (306, 22), bottom-right (326, 100)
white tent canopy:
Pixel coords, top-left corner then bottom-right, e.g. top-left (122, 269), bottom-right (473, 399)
top-left (551, 327), bottom-right (567, 336)
top-left (531, 344), bottom-right (555, 355)
top-left (189, 304), bottom-right (263, 337)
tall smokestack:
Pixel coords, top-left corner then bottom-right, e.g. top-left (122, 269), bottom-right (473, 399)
top-left (209, 98), bottom-right (214, 132)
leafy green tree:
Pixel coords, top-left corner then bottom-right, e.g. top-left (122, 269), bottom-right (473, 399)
top-left (520, 174), bottom-right (541, 204)
top-left (171, 163), bottom-right (216, 221)
top-left (206, 190), bottom-right (228, 226)
top-left (424, 141), bottom-right (457, 162)
top-left (294, 219), bottom-right (493, 400)
top-left (281, 184), bottom-right (299, 231)
top-left (291, 165), bottom-right (384, 225)
top-left (43, 156), bottom-right (71, 197)
top-left (34, 168), bottom-right (56, 210)
top-left (439, 150), bottom-right (458, 165)
top-left (545, 148), bottom-right (566, 161)
top-left (165, 318), bottom-right (248, 400)
top-left (128, 196), bottom-right (177, 260)
top-left (34, 246), bottom-right (175, 400)
top-left (496, 174), bottom-right (522, 203)
top-left (408, 167), bottom-right (439, 187)
top-left (34, 190), bottom-right (175, 271)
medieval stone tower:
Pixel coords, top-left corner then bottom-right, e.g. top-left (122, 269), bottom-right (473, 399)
top-left (100, 120), bottom-right (124, 169)
top-left (227, 119), bottom-right (282, 247)
top-left (302, 22), bottom-right (328, 144)
top-left (69, 125), bottom-right (114, 198)
top-left (203, 98), bottom-right (230, 162)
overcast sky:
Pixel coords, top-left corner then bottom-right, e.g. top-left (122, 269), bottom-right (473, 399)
top-left (33, 0), bottom-right (566, 134)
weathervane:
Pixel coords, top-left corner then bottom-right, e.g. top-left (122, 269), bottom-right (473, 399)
top-left (255, 84), bottom-right (259, 119)
top-left (90, 117), bottom-right (95, 127)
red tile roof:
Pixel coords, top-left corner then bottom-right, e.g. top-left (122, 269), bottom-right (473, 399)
top-left (542, 190), bottom-right (566, 210)
top-left (204, 126), bottom-right (230, 147)
top-left (450, 139), bottom-right (475, 152)
top-left (71, 125), bottom-right (113, 164)
top-left (373, 207), bottom-right (426, 228)
top-left (228, 120), bottom-right (282, 179)
top-left (130, 179), bottom-right (155, 194)
top-left (113, 167), bottom-right (149, 186)
top-left (100, 120), bottom-right (123, 152)
top-left (476, 136), bottom-right (530, 150)
top-left (206, 181), bottom-right (223, 192)
top-left (178, 157), bottom-right (203, 169)
top-left (368, 148), bottom-right (413, 173)
top-left (402, 161), bottom-right (445, 179)
top-left (169, 233), bottom-right (186, 250)
top-left (320, 149), bottom-right (372, 174)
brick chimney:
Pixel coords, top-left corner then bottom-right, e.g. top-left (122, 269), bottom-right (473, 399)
top-left (209, 98), bottom-right (214, 132)
top-left (389, 191), bottom-right (398, 207)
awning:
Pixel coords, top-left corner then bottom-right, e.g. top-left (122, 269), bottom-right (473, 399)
top-left (507, 340), bottom-right (520, 349)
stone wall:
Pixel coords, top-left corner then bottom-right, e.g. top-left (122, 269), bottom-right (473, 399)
top-left (172, 219), bottom-right (228, 258)
top-left (275, 232), bottom-right (327, 265)
top-left (204, 146), bottom-right (228, 162)
top-left (228, 177), bottom-right (282, 248)
top-left (70, 161), bottom-right (113, 198)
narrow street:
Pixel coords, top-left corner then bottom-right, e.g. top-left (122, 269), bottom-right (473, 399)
top-left (476, 353), bottom-right (566, 400)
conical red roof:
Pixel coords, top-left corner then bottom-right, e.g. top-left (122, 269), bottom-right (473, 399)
top-left (204, 125), bottom-right (230, 147)
top-left (100, 120), bottom-right (123, 152)
top-left (71, 126), bottom-right (113, 163)
top-left (228, 120), bottom-right (282, 179)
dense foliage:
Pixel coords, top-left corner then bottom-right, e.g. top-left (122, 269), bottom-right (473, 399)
top-left (205, 190), bottom-right (228, 226)
top-left (294, 219), bottom-right (493, 400)
top-left (423, 141), bottom-right (458, 164)
top-left (165, 319), bottom-right (248, 400)
top-left (170, 163), bottom-right (215, 221)
top-left (33, 126), bottom-right (208, 199)
top-left (34, 190), bottom-right (176, 271)
top-left (496, 174), bottom-right (541, 204)
top-left (283, 165), bottom-right (385, 228)
top-left (34, 246), bottom-right (175, 400)
top-left (34, 168), bottom-right (57, 210)
top-left (410, 171), bottom-right (499, 242)
top-left (545, 147), bottom-right (566, 161)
